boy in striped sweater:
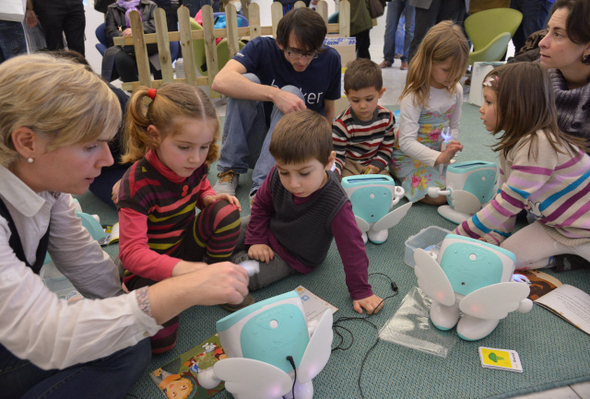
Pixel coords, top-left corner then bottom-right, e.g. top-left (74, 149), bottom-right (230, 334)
top-left (454, 63), bottom-right (590, 271)
top-left (332, 58), bottom-right (395, 179)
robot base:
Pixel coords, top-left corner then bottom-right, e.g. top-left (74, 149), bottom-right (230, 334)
top-left (437, 205), bottom-right (472, 225)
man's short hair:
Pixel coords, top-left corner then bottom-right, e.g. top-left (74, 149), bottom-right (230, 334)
top-left (344, 58), bottom-right (383, 92)
top-left (276, 8), bottom-right (327, 53)
top-left (269, 109), bottom-right (332, 166)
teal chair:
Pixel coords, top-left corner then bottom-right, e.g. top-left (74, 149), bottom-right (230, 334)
top-left (464, 8), bottom-right (523, 65)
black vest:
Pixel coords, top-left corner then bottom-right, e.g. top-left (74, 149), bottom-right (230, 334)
top-left (0, 198), bottom-right (49, 274)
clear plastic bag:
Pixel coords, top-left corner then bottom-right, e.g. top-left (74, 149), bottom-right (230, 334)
top-left (378, 286), bottom-right (457, 358)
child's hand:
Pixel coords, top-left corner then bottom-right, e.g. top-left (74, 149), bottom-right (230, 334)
top-left (362, 165), bottom-right (380, 174)
top-left (435, 139), bottom-right (463, 166)
top-left (204, 194), bottom-right (242, 212)
top-left (248, 244), bottom-right (274, 263)
top-left (353, 294), bottom-right (384, 315)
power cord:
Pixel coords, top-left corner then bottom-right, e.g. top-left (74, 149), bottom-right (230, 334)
top-left (286, 355), bottom-right (297, 399)
top-left (331, 272), bottom-right (399, 399)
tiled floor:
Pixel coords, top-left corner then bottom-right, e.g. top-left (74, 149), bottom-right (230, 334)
top-left (82, 3), bottom-right (589, 397)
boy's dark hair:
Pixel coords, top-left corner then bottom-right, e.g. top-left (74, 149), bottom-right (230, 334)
top-left (344, 58), bottom-right (383, 92)
top-left (269, 109), bottom-right (332, 166)
top-left (276, 8), bottom-right (327, 54)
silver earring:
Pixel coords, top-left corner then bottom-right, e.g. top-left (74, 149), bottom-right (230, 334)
top-left (27, 157), bottom-right (33, 163)
top-left (583, 54), bottom-right (590, 63)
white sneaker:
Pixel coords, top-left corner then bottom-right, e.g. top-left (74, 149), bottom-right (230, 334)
top-left (213, 170), bottom-right (239, 196)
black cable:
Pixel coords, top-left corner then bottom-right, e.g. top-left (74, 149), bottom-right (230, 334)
top-left (331, 272), bottom-right (399, 399)
top-left (286, 355), bottom-right (297, 399)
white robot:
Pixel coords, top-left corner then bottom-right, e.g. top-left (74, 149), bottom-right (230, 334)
top-left (341, 174), bottom-right (412, 244)
top-left (413, 234), bottom-right (533, 340)
top-left (197, 291), bottom-right (333, 399)
top-left (427, 160), bottom-right (497, 224)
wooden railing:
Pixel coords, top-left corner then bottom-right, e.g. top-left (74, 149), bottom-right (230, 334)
top-left (112, 0), bottom-right (350, 96)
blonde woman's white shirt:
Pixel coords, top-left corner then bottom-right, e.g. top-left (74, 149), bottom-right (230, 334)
top-left (0, 165), bottom-right (161, 370)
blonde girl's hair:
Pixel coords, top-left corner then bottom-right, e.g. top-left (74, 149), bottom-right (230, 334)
top-left (399, 20), bottom-right (469, 107)
top-left (485, 62), bottom-right (588, 159)
top-left (121, 83), bottom-right (220, 164)
top-left (0, 53), bottom-right (121, 168)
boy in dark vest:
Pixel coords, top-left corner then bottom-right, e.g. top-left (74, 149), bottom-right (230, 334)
top-left (232, 110), bottom-right (384, 315)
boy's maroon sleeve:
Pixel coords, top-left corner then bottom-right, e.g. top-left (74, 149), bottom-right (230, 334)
top-left (331, 202), bottom-right (374, 300)
top-left (244, 168), bottom-right (274, 246)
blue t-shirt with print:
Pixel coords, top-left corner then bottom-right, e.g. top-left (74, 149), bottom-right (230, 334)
top-left (232, 36), bottom-right (341, 119)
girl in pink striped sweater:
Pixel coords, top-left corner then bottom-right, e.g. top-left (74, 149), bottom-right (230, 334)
top-left (454, 62), bottom-right (590, 270)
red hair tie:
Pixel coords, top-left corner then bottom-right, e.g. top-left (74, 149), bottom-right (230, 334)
top-left (147, 88), bottom-right (157, 100)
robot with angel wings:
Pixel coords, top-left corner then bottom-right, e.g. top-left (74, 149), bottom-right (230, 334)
top-left (196, 291), bottom-right (333, 399)
top-left (413, 234), bottom-right (533, 340)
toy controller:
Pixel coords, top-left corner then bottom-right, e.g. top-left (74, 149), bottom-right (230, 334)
top-left (427, 160), bottom-right (497, 224)
top-left (238, 259), bottom-right (260, 276)
top-left (414, 234), bottom-right (532, 340)
top-left (197, 291), bottom-right (333, 399)
top-left (342, 174), bottom-right (412, 244)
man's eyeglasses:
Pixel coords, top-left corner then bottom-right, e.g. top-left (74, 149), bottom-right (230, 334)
top-left (284, 47), bottom-right (319, 60)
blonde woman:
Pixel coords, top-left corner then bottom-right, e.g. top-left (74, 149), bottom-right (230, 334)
top-left (0, 54), bottom-right (248, 399)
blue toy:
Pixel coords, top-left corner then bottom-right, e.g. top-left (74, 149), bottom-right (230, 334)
top-left (342, 174), bottom-right (412, 244)
top-left (427, 160), bottom-right (497, 224)
top-left (197, 291), bottom-right (333, 399)
top-left (414, 234), bottom-right (533, 340)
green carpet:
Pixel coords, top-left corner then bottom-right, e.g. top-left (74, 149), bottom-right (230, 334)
top-left (75, 102), bottom-right (590, 399)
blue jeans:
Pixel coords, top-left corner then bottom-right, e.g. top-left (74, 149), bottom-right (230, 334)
top-left (395, 14), bottom-right (405, 56)
top-left (383, 0), bottom-right (415, 63)
top-left (0, 339), bottom-right (151, 399)
top-left (0, 21), bottom-right (26, 63)
top-left (510, 0), bottom-right (553, 53)
top-left (217, 73), bottom-right (304, 194)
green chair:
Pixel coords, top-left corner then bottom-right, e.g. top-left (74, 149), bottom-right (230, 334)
top-left (464, 8), bottom-right (523, 65)
top-left (190, 18), bottom-right (247, 76)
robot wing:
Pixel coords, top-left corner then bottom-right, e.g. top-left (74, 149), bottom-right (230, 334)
top-left (373, 202), bottom-right (412, 232)
top-left (354, 215), bottom-right (371, 233)
top-left (449, 190), bottom-right (482, 215)
top-left (297, 309), bottom-right (333, 384)
top-left (459, 282), bottom-right (531, 320)
top-left (213, 358), bottom-right (293, 399)
top-left (413, 248), bottom-right (455, 306)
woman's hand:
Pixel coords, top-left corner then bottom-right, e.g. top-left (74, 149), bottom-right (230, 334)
top-left (435, 139), bottom-right (463, 166)
top-left (122, 28), bottom-right (133, 36)
top-left (203, 194), bottom-right (242, 212)
top-left (248, 244), bottom-right (274, 263)
top-left (171, 260), bottom-right (207, 277)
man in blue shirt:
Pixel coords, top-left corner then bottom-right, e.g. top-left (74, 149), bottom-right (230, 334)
top-left (211, 7), bottom-right (341, 201)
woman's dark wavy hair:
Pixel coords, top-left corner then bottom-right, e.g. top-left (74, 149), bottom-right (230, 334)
top-left (551, 0), bottom-right (590, 64)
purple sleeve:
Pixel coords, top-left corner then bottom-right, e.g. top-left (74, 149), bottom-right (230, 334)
top-left (331, 202), bottom-right (374, 300)
top-left (245, 167), bottom-right (274, 246)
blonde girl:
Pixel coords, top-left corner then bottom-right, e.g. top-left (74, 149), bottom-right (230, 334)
top-left (455, 62), bottom-right (590, 271)
top-left (390, 20), bottom-right (469, 204)
top-left (117, 84), bottom-right (246, 354)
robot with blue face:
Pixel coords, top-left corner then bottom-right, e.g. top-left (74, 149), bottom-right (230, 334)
top-left (414, 234), bottom-right (533, 340)
top-left (341, 174), bottom-right (412, 244)
top-left (196, 292), bottom-right (333, 399)
top-left (427, 160), bottom-right (498, 224)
